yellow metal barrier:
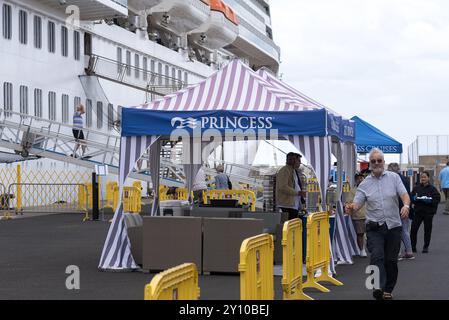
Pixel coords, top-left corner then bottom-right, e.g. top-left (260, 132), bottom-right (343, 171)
top-left (105, 181), bottom-right (119, 211)
top-left (282, 219), bottom-right (313, 300)
top-left (144, 263), bottom-right (200, 300)
top-left (133, 181), bottom-right (142, 213)
top-left (239, 234), bottom-right (274, 300)
top-left (159, 185), bottom-right (192, 201)
top-left (303, 212), bottom-right (343, 292)
top-left (86, 183), bottom-right (100, 209)
top-left (307, 178), bottom-right (320, 193)
top-left (123, 186), bottom-right (141, 213)
top-left (203, 189), bottom-right (256, 212)
top-left (343, 182), bottom-right (350, 193)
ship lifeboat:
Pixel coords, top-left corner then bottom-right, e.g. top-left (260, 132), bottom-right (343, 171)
top-left (189, 0), bottom-right (239, 50)
top-left (149, 0), bottom-right (211, 34)
top-left (128, 0), bottom-right (164, 11)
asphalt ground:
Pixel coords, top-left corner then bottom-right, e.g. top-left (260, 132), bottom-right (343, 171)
top-left (0, 204), bottom-right (448, 300)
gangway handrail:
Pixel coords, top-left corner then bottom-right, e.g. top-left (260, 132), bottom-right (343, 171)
top-left (0, 108), bottom-right (121, 143)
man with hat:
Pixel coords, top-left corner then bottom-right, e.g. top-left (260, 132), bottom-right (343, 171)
top-left (276, 152), bottom-right (306, 220)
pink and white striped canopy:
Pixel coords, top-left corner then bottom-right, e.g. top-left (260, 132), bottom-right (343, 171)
top-left (136, 59), bottom-right (315, 112)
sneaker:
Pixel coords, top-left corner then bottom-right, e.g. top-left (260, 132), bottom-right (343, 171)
top-left (373, 289), bottom-right (384, 300)
top-left (383, 292), bottom-right (393, 300)
top-left (398, 253), bottom-right (415, 260)
top-left (443, 211), bottom-right (449, 215)
top-left (360, 249), bottom-right (368, 257)
top-left (422, 247), bottom-right (429, 253)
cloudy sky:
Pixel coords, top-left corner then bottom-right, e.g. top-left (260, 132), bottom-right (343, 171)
top-left (268, 0), bottom-right (449, 164)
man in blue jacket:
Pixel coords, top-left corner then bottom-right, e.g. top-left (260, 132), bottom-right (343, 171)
top-left (439, 162), bottom-right (449, 215)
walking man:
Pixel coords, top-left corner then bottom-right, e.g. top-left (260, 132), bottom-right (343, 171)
top-left (276, 152), bottom-right (306, 220)
top-left (439, 162), bottom-right (449, 215)
top-left (345, 148), bottom-right (411, 300)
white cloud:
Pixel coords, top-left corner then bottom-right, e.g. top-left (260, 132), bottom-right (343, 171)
top-left (270, 0), bottom-right (449, 162)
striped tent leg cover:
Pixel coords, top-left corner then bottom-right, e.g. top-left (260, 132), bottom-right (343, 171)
top-left (288, 135), bottom-right (335, 273)
top-left (330, 141), bottom-right (354, 264)
top-left (99, 135), bottom-right (158, 270)
top-left (341, 142), bottom-right (360, 256)
top-left (150, 137), bottom-right (161, 216)
top-left (183, 136), bottom-right (202, 204)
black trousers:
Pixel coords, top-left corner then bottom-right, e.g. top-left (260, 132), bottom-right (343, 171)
top-left (366, 223), bottom-right (402, 293)
top-left (410, 212), bottom-right (434, 249)
top-left (279, 207), bottom-right (299, 220)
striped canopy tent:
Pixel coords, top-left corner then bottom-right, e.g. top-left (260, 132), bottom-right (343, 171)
top-left (258, 68), bottom-right (360, 264)
top-left (99, 59), bottom-right (355, 270)
top-left (258, 68), bottom-right (360, 263)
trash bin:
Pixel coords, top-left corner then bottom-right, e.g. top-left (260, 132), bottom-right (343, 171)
top-left (159, 200), bottom-right (191, 216)
top-left (0, 194), bottom-right (15, 210)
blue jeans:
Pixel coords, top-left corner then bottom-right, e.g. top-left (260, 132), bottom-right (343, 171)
top-left (366, 223), bottom-right (402, 293)
top-left (401, 218), bottom-right (413, 254)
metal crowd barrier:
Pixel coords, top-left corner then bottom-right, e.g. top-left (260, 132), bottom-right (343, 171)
top-left (238, 234), bottom-right (274, 300)
top-left (144, 263), bottom-right (200, 300)
top-left (302, 211), bottom-right (343, 292)
top-left (204, 189), bottom-right (256, 212)
top-left (105, 181), bottom-right (119, 212)
top-left (281, 219), bottom-right (313, 300)
top-left (159, 185), bottom-right (191, 201)
top-left (8, 183), bottom-right (89, 221)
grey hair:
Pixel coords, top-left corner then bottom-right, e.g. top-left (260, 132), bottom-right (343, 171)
top-left (387, 162), bottom-right (400, 173)
top-left (368, 148), bottom-right (384, 160)
top-left (216, 164), bottom-right (224, 173)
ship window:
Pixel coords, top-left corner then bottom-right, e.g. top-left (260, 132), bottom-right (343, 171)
top-left (62, 94), bottom-right (69, 123)
top-left (74, 31), bottom-right (80, 60)
top-left (171, 68), bottom-right (176, 86)
top-left (126, 50), bottom-right (131, 76)
top-left (19, 10), bottom-right (27, 45)
top-left (165, 65), bottom-right (169, 86)
top-left (184, 72), bottom-right (188, 86)
top-left (34, 88), bottom-right (42, 118)
top-left (3, 82), bottom-right (13, 117)
top-left (74, 96), bottom-right (81, 113)
top-left (143, 57), bottom-right (148, 81)
top-left (2, 4), bottom-right (12, 40)
top-left (61, 26), bottom-right (68, 57)
top-left (177, 69), bottom-right (182, 88)
top-left (86, 99), bottom-right (92, 128)
top-left (135, 54), bottom-right (140, 78)
top-left (48, 91), bottom-right (57, 121)
top-left (117, 47), bottom-right (122, 74)
top-left (19, 85), bottom-right (29, 117)
top-left (158, 63), bottom-right (162, 85)
top-left (97, 101), bottom-right (103, 129)
top-left (107, 103), bottom-right (114, 130)
top-left (33, 16), bottom-right (42, 49)
top-left (48, 21), bottom-right (55, 53)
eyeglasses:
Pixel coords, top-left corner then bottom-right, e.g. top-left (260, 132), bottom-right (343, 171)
top-left (370, 159), bottom-right (383, 164)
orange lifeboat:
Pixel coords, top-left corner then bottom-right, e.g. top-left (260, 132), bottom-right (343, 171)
top-left (189, 0), bottom-right (239, 50)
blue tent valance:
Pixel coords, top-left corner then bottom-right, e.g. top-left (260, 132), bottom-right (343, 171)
top-left (351, 116), bottom-right (402, 153)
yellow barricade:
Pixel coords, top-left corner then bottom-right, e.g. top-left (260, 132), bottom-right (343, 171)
top-left (303, 212), bottom-right (343, 292)
top-left (144, 263), bottom-right (200, 300)
top-left (203, 189), bottom-right (256, 212)
top-left (282, 219), bottom-right (313, 300)
top-left (85, 182), bottom-right (100, 209)
top-left (238, 234), bottom-right (274, 300)
top-left (307, 178), bottom-right (320, 193)
top-left (159, 185), bottom-right (191, 201)
top-left (123, 186), bottom-right (141, 213)
top-left (105, 181), bottom-right (119, 211)
top-left (133, 181), bottom-right (142, 213)
top-left (343, 182), bottom-right (350, 193)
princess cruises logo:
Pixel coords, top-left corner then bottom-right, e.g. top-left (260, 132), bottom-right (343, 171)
top-left (171, 117), bottom-right (198, 129)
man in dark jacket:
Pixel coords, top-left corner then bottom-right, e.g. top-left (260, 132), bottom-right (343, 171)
top-left (410, 171), bottom-right (441, 253)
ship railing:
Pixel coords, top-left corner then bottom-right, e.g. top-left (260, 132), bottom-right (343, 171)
top-left (0, 108), bottom-right (120, 166)
top-left (86, 54), bottom-right (186, 97)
